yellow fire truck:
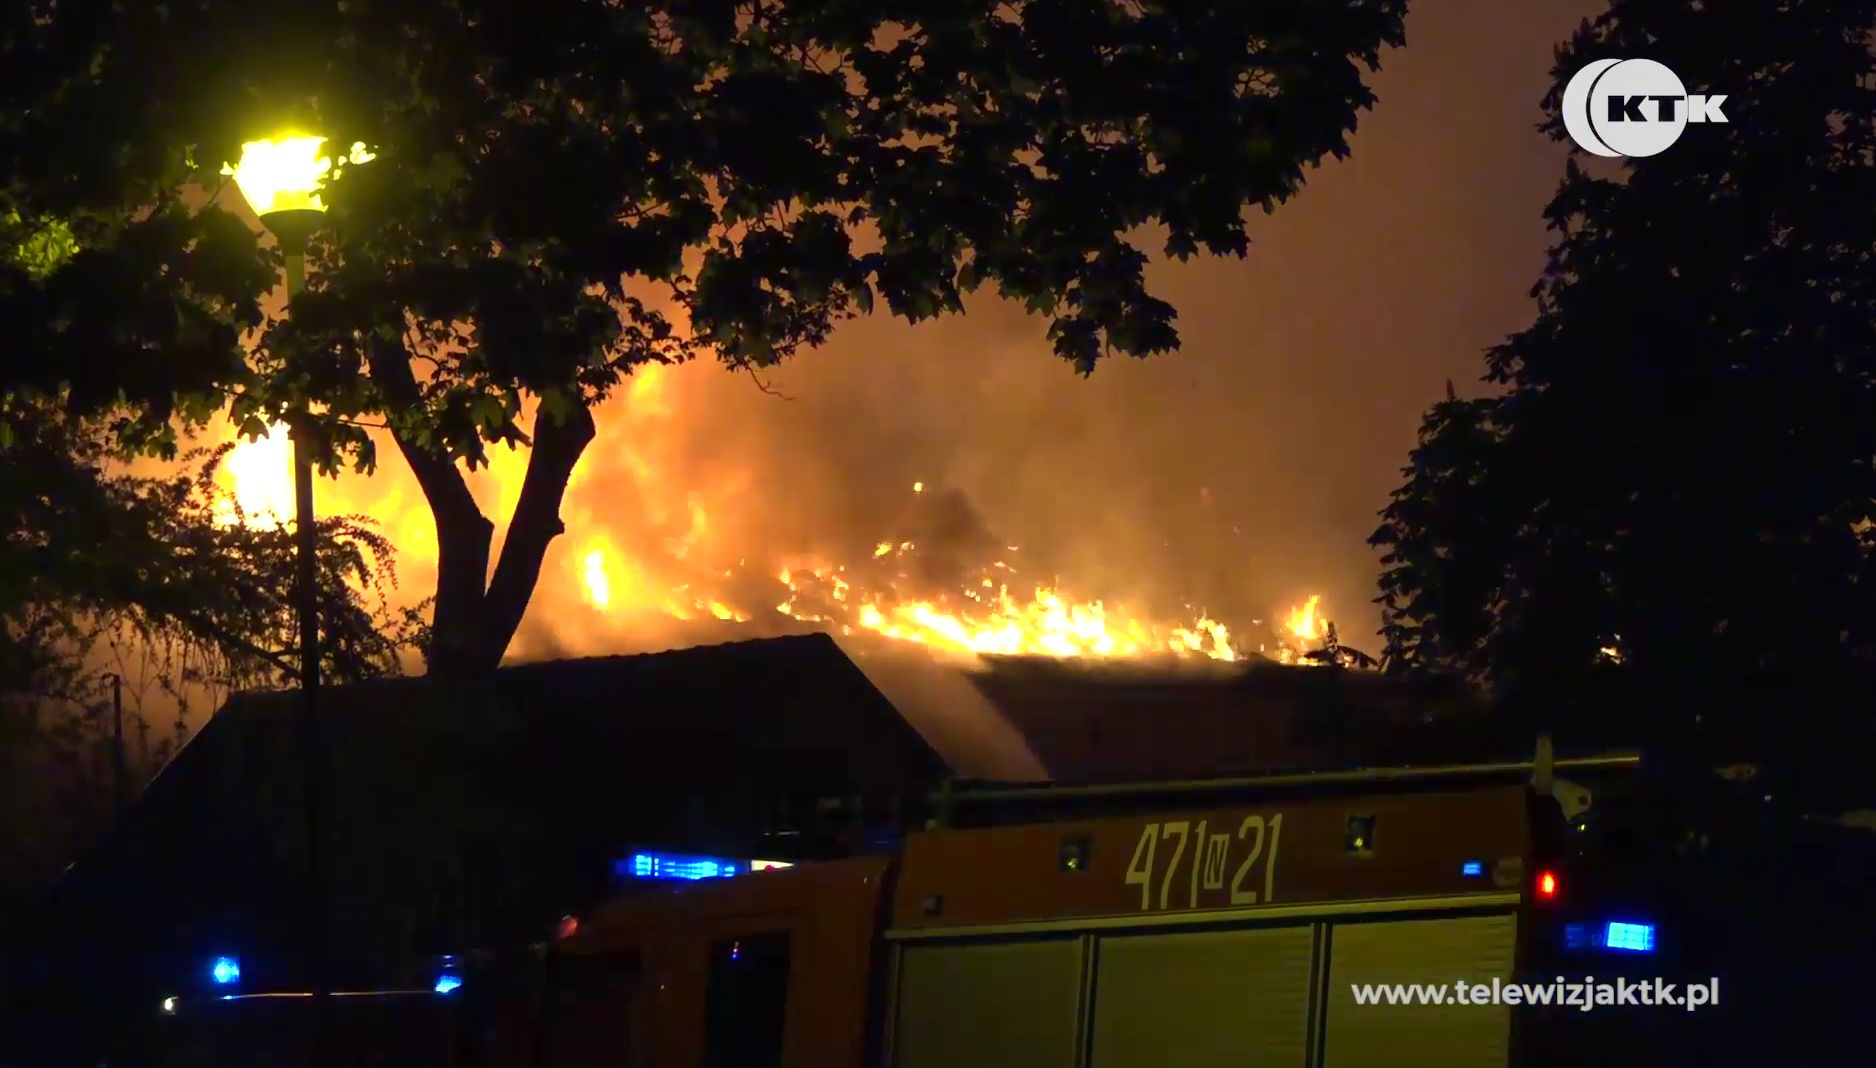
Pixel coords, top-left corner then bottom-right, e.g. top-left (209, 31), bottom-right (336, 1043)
top-left (535, 751), bottom-right (1640, 1068)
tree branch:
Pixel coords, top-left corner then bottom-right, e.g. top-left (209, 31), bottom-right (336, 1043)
top-left (478, 401), bottom-right (597, 665)
top-left (168, 608), bottom-right (300, 682)
top-left (368, 335), bottom-right (496, 675)
top-left (744, 365), bottom-right (794, 399)
top-left (368, 339), bottom-right (484, 523)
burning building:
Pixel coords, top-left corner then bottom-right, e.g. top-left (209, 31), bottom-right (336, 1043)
top-left (18, 182), bottom-right (1451, 1064)
top-left (211, 354), bottom-right (1353, 681)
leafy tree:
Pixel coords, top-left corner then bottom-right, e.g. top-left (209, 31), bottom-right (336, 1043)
top-left (6, 0), bottom-right (1408, 677)
top-left (1373, 1), bottom-right (1876, 798)
top-left (0, 401), bottom-right (426, 924)
top-left (1, 41), bottom-right (424, 908)
top-left (0, 146), bottom-right (273, 453)
top-left (2, 404), bottom-right (422, 691)
top-left (0, 53), bottom-right (418, 860)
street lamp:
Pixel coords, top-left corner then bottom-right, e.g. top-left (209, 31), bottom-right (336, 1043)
top-left (221, 132), bottom-right (371, 1048)
top-left (222, 132), bottom-right (372, 684)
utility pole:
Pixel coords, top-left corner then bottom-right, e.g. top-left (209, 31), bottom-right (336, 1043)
top-left (283, 236), bottom-right (332, 1068)
top-left (111, 673), bottom-right (126, 818)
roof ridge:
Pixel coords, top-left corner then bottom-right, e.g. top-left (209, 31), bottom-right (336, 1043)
top-left (216, 632), bottom-right (844, 709)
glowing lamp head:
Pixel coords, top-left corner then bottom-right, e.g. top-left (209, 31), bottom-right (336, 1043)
top-left (209, 956), bottom-right (241, 985)
top-left (221, 135), bottom-right (374, 236)
top-left (1536, 869), bottom-right (1559, 900)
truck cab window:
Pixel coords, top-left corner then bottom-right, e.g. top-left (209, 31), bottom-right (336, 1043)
top-left (702, 931), bottom-right (790, 1068)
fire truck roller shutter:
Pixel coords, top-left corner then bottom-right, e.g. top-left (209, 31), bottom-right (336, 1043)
top-left (1088, 924), bottom-right (1314, 1067)
top-left (1321, 912), bottom-right (1517, 1068)
top-left (891, 937), bottom-right (1084, 1068)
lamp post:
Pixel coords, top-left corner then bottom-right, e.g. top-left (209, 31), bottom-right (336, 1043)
top-left (222, 133), bottom-right (371, 1054)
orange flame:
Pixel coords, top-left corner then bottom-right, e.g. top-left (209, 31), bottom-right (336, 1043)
top-left (768, 545), bottom-right (1243, 662)
top-left (1285, 594), bottom-right (1324, 645)
top-left (219, 362), bottom-right (1333, 667)
top-left (581, 549), bottom-right (611, 609)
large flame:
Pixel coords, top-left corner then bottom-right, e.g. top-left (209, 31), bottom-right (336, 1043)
top-left (767, 539), bottom-right (1242, 661)
top-left (215, 362), bottom-right (1336, 667)
top-left (213, 425), bottom-right (294, 528)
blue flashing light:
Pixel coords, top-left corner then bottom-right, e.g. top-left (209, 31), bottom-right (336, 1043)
top-left (434, 974), bottom-right (463, 995)
top-left (1461, 860), bottom-right (1484, 877)
top-left (619, 851), bottom-right (745, 882)
top-left (1604, 921), bottom-right (1656, 953)
top-left (1562, 923), bottom-right (1589, 950)
top-left (210, 956), bottom-right (241, 986)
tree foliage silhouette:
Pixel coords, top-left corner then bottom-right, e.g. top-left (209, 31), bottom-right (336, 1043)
top-left (0, 399), bottom-right (425, 916)
top-left (5, 0), bottom-right (1407, 676)
top-left (1373, 0), bottom-right (1876, 794)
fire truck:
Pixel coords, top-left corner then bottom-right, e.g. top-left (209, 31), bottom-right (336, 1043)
top-left (534, 748), bottom-right (1647, 1068)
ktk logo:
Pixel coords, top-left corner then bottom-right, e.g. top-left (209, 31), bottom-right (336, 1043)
top-left (1562, 58), bottom-right (1727, 158)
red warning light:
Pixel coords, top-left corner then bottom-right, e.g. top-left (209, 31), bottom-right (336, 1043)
top-left (1536, 870), bottom-right (1559, 900)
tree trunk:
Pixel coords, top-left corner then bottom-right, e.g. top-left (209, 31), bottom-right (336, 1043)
top-left (369, 345), bottom-right (596, 679)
